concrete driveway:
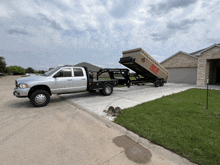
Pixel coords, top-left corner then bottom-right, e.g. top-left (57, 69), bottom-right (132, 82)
top-left (59, 83), bottom-right (196, 120)
top-left (0, 76), bottom-right (196, 165)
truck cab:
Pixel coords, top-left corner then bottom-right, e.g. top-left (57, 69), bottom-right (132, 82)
top-left (51, 67), bottom-right (87, 93)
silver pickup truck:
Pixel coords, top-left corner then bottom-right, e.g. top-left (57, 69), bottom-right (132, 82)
top-left (13, 65), bottom-right (120, 107)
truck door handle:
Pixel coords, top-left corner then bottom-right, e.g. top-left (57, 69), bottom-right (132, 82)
top-left (68, 79), bottom-right (72, 81)
top-left (82, 79), bottom-right (86, 80)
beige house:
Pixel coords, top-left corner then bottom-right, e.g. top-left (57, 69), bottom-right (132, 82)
top-left (160, 43), bottom-right (220, 86)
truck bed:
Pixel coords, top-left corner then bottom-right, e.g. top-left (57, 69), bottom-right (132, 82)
top-left (89, 79), bottom-right (118, 90)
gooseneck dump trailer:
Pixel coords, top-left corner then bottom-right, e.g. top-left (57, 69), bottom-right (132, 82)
top-left (119, 48), bottom-right (169, 87)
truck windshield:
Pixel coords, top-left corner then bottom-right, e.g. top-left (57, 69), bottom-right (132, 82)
top-left (44, 68), bottom-right (60, 76)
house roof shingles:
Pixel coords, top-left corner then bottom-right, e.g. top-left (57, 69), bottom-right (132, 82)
top-left (188, 43), bottom-right (220, 57)
top-left (161, 43), bottom-right (220, 64)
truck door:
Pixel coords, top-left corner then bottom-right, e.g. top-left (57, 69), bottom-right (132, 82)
top-left (53, 68), bottom-right (75, 93)
top-left (72, 68), bottom-right (87, 92)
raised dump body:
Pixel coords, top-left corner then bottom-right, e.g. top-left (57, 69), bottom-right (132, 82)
top-left (119, 48), bottom-right (169, 86)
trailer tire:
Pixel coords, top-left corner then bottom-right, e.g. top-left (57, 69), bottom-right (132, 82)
top-left (30, 90), bottom-right (50, 107)
top-left (160, 79), bottom-right (164, 86)
top-left (154, 80), bottom-right (160, 87)
top-left (101, 84), bottom-right (113, 96)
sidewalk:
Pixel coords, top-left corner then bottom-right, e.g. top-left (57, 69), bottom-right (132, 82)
top-left (63, 99), bottom-right (197, 165)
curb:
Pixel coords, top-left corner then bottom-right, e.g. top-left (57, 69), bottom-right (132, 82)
top-left (60, 96), bottom-right (196, 165)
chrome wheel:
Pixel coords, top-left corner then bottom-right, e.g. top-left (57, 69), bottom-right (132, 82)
top-left (101, 84), bottom-right (113, 96)
top-left (35, 94), bottom-right (46, 104)
top-left (105, 86), bottom-right (111, 94)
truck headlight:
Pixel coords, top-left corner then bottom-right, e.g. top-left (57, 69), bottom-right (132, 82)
top-left (19, 83), bottom-right (28, 89)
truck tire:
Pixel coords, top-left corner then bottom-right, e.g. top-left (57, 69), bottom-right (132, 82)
top-left (30, 90), bottom-right (50, 107)
top-left (154, 80), bottom-right (160, 87)
top-left (101, 84), bottom-right (113, 96)
top-left (160, 79), bottom-right (164, 86)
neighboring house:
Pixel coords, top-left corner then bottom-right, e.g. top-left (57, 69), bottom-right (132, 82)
top-left (74, 62), bottom-right (101, 72)
top-left (74, 62), bottom-right (109, 78)
top-left (160, 43), bottom-right (220, 86)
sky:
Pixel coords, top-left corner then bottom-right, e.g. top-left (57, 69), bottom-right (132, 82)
top-left (0, 0), bottom-right (220, 71)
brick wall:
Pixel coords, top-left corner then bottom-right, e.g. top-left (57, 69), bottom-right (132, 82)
top-left (161, 53), bottom-right (198, 68)
top-left (196, 47), bottom-right (220, 86)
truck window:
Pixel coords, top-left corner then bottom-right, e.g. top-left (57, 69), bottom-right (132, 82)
top-left (73, 68), bottom-right (84, 77)
top-left (44, 67), bottom-right (60, 76)
top-left (54, 68), bottom-right (72, 77)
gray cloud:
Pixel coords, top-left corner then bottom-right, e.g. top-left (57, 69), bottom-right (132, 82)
top-left (167, 19), bottom-right (204, 31)
top-left (151, 18), bottom-right (204, 41)
top-left (207, 38), bottom-right (220, 44)
top-left (110, 1), bottom-right (138, 18)
top-left (149, 0), bottom-right (198, 15)
top-left (38, 13), bottom-right (63, 30)
top-left (7, 28), bottom-right (29, 35)
top-left (151, 33), bottom-right (170, 41)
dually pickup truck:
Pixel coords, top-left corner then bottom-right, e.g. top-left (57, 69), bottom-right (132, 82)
top-left (13, 65), bottom-right (123, 107)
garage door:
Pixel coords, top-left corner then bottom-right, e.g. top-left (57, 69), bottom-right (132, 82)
top-left (167, 68), bottom-right (197, 84)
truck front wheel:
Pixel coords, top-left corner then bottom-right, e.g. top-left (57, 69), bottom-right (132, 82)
top-left (101, 84), bottom-right (113, 96)
top-left (30, 90), bottom-right (50, 107)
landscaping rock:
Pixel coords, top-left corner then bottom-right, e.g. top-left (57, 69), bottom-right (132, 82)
top-left (115, 107), bottom-right (121, 113)
top-left (104, 106), bottom-right (122, 117)
top-left (108, 106), bottom-right (115, 113)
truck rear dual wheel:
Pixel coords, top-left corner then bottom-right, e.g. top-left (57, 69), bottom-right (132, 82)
top-left (160, 79), bottom-right (164, 86)
top-left (154, 80), bottom-right (160, 87)
top-left (30, 90), bottom-right (50, 107)
top-left (154, 79), bottom-right (164, 87)
top-left (100, 84), bottom-right (113, 96)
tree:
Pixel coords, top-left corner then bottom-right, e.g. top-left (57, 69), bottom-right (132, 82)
top-left (0, 57), bottom-right (7, 73)
top-left (25, 67), bottom-right (35, 73)
top-left (37, 70), bottom-right (45, 74)
top-left (7, 66), bottom-right (25, 75)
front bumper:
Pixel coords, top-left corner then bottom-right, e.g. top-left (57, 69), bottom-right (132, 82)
top-left (13, 88), bottom-right (30, 97)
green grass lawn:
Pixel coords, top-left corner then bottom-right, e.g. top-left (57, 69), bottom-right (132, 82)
top-left (114, 88), bottom-right (220, 165)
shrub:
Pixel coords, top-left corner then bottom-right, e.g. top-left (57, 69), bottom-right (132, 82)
top-left (7, 66), bottom-right (25, 75)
